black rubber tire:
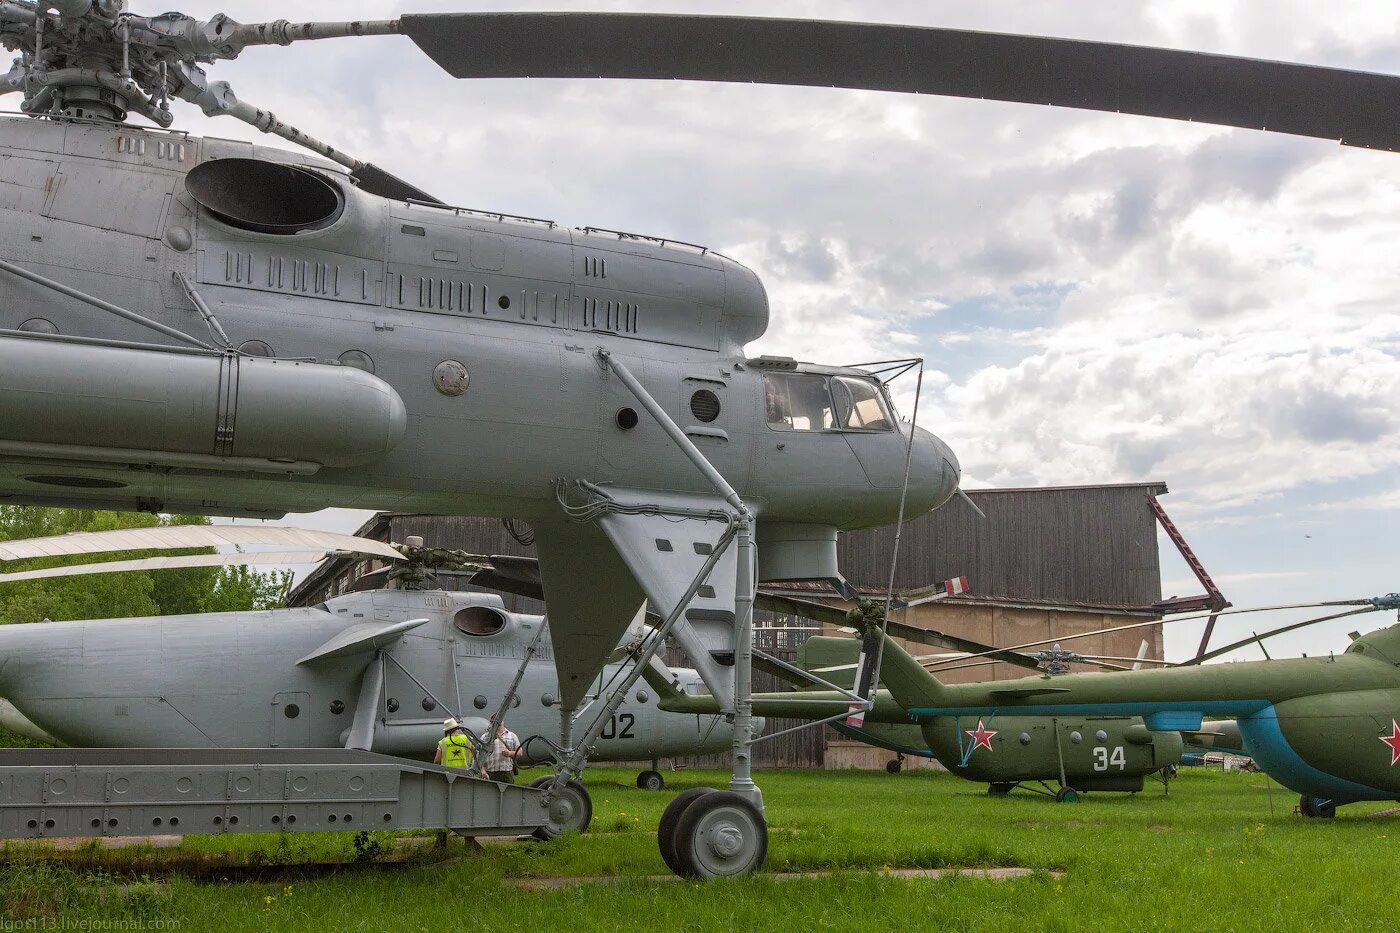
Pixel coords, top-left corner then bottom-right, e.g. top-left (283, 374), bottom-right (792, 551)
top-left (885, 758), bottom-right (902, 775)
top-left (672, 790), bottom-right (768, 880)
top-left (1054, 786), bottom-right (1081, 803)
top-left (988, 782), bottom-right (1015, 797)
top-left (658, 787), bottom-right (718, 876)
top-left (637, 769), bottom-right (665, 791)
top-left (527, 776), bottom-right (593, 840)
top-left (1299, 795), bottom-right (1337, 819)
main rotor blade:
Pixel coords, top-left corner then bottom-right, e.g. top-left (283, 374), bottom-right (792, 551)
top-left (0, 526), bottom-right (402, 563)
top-left (753, 592), bottom-right (1042, 672)
top-left (1071, 654), bottom-right (1174, 665)
top-left (1180, 606), bottom-right (1379, 666)
top-left (351, 163), bottom-right (441, 204)
top-left (463, 565), bottom-right (544, 602)
top-left (0, 550), bottom-right (326, 585)
top-left (882, 617), bottom-right (1044, 672)
top-left (400, 13), bottom-right (1400, 151)
top-left (924, 597), bottom-right (1391, 669)
top-left (753, 592), bottom-right (852, 628)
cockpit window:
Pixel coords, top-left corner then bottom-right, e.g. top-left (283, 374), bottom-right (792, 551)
top-left (764, 373), bottom-right (837, 431)
top-left (831, 376), bottom-right (894, 431)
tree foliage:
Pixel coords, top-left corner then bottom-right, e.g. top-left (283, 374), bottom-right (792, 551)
top-left (0, 507), bottom-right (290, 623)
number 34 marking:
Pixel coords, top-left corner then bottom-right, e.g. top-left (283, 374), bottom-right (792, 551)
top-left (1093, 746), bottom-right (1126, 771)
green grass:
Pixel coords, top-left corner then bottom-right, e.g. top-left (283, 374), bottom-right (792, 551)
top-left (2, 765), bottom-right (1397, 931)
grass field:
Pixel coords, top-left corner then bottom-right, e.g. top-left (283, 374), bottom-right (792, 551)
top-left (1, 764), bottom-right (1396, 931)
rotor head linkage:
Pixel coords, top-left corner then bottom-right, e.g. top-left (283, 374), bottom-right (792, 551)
top-left (123, 13), bottom-right (401, 64)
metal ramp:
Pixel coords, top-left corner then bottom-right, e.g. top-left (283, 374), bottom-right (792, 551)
top-left (0, 748), bottom-right (549, 840)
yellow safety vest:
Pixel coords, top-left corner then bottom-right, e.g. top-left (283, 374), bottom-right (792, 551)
top-left (439, 733), bottom-right (474, 769)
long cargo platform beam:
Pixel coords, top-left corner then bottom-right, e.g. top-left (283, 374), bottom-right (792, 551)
top-left (0, 748), bottom-right (549, 840)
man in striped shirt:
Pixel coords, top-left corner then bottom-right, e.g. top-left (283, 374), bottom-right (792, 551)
top-left (485, 721), bottom-right (522, 783)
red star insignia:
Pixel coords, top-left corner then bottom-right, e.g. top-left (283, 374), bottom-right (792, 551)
top-left (966, 719), bottom-right (998, 753)
top-left (1380, 720), bottom-right (1400, 766)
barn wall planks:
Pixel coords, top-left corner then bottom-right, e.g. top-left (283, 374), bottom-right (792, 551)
top-left (836, 483), bottom-right (1167, 608)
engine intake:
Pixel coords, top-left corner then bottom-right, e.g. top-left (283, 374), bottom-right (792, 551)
top-left (186, 158), bottom-right (344, 235)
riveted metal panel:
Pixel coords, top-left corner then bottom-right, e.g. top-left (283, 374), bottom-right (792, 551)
top-left (44, 161), bottom-right (174, 239)
top-left (0, 155), bottom-right (59, 213)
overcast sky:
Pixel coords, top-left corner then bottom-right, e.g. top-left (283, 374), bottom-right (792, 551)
top-left (194, 1), bottom-right (1400, 660)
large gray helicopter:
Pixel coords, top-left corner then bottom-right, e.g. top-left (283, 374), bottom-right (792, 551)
top-left (0, 584), bottom-right (747, 796)
top-left (1, 5), bottom-right (1397, 877)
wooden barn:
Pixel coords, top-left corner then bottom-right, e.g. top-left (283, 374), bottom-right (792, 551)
top-left (287, 482), bottom-right (1221, 771)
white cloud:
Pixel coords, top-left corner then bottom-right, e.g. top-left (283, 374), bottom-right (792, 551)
top-left (1311, 489), bottom-right (1400, 512)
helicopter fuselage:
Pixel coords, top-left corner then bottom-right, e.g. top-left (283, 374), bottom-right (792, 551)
top-left (0, 117), bottom-right (959, 577)
top-left (0, 588), bottom-right (746, 764)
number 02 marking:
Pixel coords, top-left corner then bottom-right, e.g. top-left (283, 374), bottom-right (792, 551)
top-left (1093, 746), bottom-right (1126, 771)
top-left (600, 712), bottom-right (636, 740)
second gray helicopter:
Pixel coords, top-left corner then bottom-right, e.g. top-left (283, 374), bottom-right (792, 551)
top-left (0, 587), bottom-right (749, 793)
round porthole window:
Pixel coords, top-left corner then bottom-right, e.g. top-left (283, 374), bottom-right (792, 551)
top-left (1069, 731), bottom-right (1083, 744)
top-left (330, 700), bottom-right (345, 715)
top-left (636, 690), bottom-right (650, 704)
top-left (541, 693), bottom-right (555, 707)
top-left (474, 695), bottom-right (488, 710)
top-left (283, 704), bottom-right (300, 719)
top-left (339, 349), bottom-right (375, 373)
top-left (689, 389), bottom-right (721, 423)
top-left (386, 698), bottom-right (399, 713)
top-left (422, 697), bottom-right (437, 712)
top-left (1095, 730), bottom-right (1109, 743)
top-left (18, 318), bottom-right (57, 334)
top-left (1019, 732), bottom-right (1032, 746)
top-left (616, 407), bottom-right (639, 430)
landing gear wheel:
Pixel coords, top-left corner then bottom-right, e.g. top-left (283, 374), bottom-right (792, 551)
top-left (672, 791), bottom-right (768, 879)
top-left (1299, 795), bottom-right (1336, 819)
top-left (988, 782), bottom-right (1015, 797)
top-left (527, 776), bottom-right (593, 840)
top-left (1054, 786), bottom-right (1081, 803)
top-left (637, 769), bottom-right (665, 791)
top-left (658, 787), bottom-right (718, 875)
top-left (885, 757), bottom-right (903, 775)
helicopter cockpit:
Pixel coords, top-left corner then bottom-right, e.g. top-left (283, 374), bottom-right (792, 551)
top-left (755, 361), bottom-right (897, 434)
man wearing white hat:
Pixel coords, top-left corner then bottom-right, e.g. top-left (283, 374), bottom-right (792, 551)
top-left (433, 718), bottom-right (477, 770)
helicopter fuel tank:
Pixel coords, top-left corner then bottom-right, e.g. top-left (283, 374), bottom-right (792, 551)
top-left (0, 334), bottom-right (407, 470)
